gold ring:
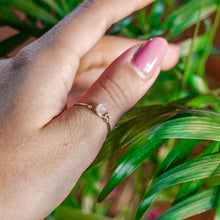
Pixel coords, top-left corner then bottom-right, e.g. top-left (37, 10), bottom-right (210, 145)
top-left (73, 103), bottom-right (111, 134)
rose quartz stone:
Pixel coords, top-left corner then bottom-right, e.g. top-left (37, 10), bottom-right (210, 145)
top-left (96, 104), bottom-right (107, 115)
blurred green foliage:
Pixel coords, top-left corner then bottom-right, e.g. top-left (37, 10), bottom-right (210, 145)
top-left (0, 0), bottom-right (220, 219)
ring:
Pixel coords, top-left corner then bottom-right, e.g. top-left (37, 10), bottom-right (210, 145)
top-left (73, 103), bottom-right (111, 134)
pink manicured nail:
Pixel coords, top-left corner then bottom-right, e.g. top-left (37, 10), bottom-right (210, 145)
top-left (132, 37), bottom-right (168, 79)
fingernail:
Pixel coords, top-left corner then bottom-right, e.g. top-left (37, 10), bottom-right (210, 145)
top-left (132, 37), bottom-right (168, 79)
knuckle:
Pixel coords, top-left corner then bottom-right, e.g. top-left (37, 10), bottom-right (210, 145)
top-left (11, 39), bottom-right (47, 71)
top-left (79, 0), bottom-right (112, 29)
top-left (11, 47), bottom-right (32, 70)
top-left (98, 74), bottom-right (130, 110)
top-left (74, 0), bottom-right (97, 16)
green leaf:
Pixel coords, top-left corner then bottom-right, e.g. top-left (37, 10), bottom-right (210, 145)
top-left (186, 94), bottom-right (220, 109)
top-left (135, 154), bottom-right (220, 219)
top-left (175, 141), bottom-right (220, 203)
top-left (164, 0), bottom-right (218, 38)
top-left (215, 187), bottom-right (220, 220)
top-left (67, 0), bottom-right (84, 10)
top-left (149, 116), bottom-right (220, 141)
top-left (0, 5), bottom-right (19, 23)
top-left (179, 108), bottom-right (220, 117)
top-left (0, 0), bottom-right (58, 24)
top-left (91, 105), bottom-right (177, 166)
top-left (155, 139), bottom-right (199, 176)
top-left (157, 186), bottom-right (219, 220)
top-left (181, 1), bottom-right (204, 90)
top-left (55, 206), bottom-right (111, 220)
top-left (0, 4), bottom-right (45, 37)
top-left (203, 141), bottom-right (220, 155)
top-left (136, 9), bottom-right (149, 33)
top-left (0, 33), bottom-right (29, 57)
top-left (97, 137), bottom-right (166, 202)
top-left (139, 70), bottom-right (182, 105)
top-left (197, 4), bottom-right (220, 76)
top-left (59, 0), bottom-right (70, 13)
top-left (189, 75), bottom-right (210, 94)
top-left (180, 34), bottom-right (213, 58)
top-left (93, 105), bottom-right (220, 167)
top-left (111, 17), bottom-right (132, 35)
top-left (149, 0), bottom-right (165, 27)
top-left (41, 0), bottom-right (66, 17)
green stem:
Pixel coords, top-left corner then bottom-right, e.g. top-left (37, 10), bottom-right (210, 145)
top-left (198, 4), bottom-right (220, 76)
top-left (180, 0), bottom-right (204, 95)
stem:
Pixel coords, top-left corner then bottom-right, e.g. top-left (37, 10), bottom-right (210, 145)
top-left (181, 3), bottom-right (203, 93)
top-left (198, 4), bottom-right (220, 76)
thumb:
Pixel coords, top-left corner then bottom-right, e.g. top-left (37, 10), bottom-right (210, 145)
top-left (76, 37), bottom-right (168, 129)
top-left (45, 37), bottom-right (168, 173)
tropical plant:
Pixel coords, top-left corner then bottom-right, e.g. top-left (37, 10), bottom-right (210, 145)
top-left (0, 0), bottom-right (220, 219)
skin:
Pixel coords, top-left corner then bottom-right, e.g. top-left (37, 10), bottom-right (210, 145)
top-left (0, 0), bottom-right (180, 219)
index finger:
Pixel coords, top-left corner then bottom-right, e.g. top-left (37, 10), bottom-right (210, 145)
top-left (45, 0), bottom-right (155, 59)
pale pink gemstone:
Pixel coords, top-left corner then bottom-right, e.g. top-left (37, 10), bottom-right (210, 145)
top-left (96, 104), bottom-right (107, 116)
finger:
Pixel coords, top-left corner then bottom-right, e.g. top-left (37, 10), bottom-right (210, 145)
top-left (11, 0), bottom-right (155, 130)
top-left (162, 43), bottom-right (181, 71)
top-left (73, 36), bottom-right (181, 91)
top-left (23, 38), bottom-right (167, 219)
top-left (46, 0), bottom-right (156, 59)
top-left (67, 91), bottom-right (87, 108)
top-left (45, 37), bottom-right (168, 175)
top-left (67, 36), bottom-right (181, 106)
top-left (77, 36), bottom-right (180, 75)
top-left (78, 37), bottom-right (168, 128)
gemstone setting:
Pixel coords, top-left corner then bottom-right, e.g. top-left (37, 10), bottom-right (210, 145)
top-left (73, 102), bottom-right (111, 134)
top-left (96, 104), bottom-right (107, 116)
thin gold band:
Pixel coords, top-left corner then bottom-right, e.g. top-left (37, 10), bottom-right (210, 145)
top-left (74, 103), bottom-right (111, 134)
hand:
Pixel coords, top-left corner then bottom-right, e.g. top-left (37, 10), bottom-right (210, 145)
top-left (0, 36), bottom-right (180, 106)
top-left (69, 35), bottom-right (181, 105)
top-left (0, 0), bottom-right (180, 219)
